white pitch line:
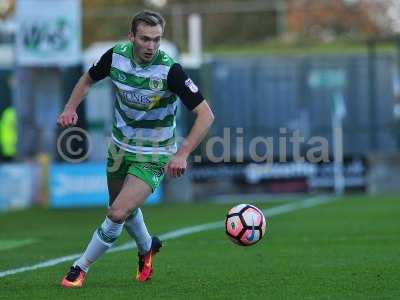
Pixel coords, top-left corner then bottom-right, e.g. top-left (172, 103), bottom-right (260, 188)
top-left (0, 195), bottom-right (334, 279)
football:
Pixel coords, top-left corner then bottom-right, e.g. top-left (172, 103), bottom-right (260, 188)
top-left (225, 204), bottom-right (267, 246)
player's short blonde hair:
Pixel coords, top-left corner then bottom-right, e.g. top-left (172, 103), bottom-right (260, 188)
top-left (131, 10), bottom-right (165, 35)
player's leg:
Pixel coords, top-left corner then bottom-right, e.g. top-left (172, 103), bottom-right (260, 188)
top-left (75, 175), bottom-right (152, 270)
top-left (61, 214), bottom-right (125, 288)
top-left (61, 148), bottom-right (127, 288)
top-left (61, 175), bottom-right (153, 288)
top-left (108, 174), bottom-right (153, 255)
top-left (106, 174), bottom-right (162, 283)
top-left (107, 177), bottom-right (125, 206)
top-left (124, 161), bottom-right (165, 282)
top-left (72, 145), bottom-right (129, 273)
top-left (105, 149), bottom-right (162, 280)
top-left (107, 174), bottom-right (152, 221)
top-left (125, 207), bottom-right (152, 253)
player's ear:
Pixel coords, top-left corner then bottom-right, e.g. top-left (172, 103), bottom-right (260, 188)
top-left (128, 31), bottom-right (135, 43)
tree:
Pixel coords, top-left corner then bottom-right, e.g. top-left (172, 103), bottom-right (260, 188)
top-left (82, 0), bottom-right (279, 49)
top-left (286, 0), bottom-right (395, 42)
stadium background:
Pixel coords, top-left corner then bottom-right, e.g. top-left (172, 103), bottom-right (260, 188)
top-left (0, 1), bottom-right (399, 299)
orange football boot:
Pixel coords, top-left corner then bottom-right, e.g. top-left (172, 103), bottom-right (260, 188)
top-left (136, 236), bottom-right (162, 282)
top-left (61, 266), bottom-right (86, 288)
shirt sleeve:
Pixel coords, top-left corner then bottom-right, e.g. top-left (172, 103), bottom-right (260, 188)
top-left (88, 48), bottom-right (113, 82)
top-left (167, 63), bottom-right (204, 111)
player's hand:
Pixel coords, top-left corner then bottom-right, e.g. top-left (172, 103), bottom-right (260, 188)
top-left (165, 154), bottom-right (187, 178)
top-left (57, 108), bottom-right (78, 127)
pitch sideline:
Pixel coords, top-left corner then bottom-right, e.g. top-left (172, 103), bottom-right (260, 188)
top-left (0, 195), bottom-right (335, 279)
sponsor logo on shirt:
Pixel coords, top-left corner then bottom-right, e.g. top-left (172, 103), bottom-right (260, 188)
top-left (119, 90), bottom-right (152, 107)
top-left (185, 78), bottom-right (198, 93)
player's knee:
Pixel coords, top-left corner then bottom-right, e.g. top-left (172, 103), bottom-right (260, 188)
top-left (107, 207), bottom-right (129, 223)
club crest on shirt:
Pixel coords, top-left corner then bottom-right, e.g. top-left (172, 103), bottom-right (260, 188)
top-left (149, 76), bottom-right (164, 91)
top-left (185, 78), bottom-right (198, 93)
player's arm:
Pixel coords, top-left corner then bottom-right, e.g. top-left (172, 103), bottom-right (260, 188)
top-left (57, 73), bottom-right (94, 127)
top-left (166, 63), bottom-right (215, 177)
top-left (57, 48), bottom-right (113, 127)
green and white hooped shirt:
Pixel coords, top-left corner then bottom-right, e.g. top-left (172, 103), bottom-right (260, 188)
top-left (88, 42), bottom-right (204, 156)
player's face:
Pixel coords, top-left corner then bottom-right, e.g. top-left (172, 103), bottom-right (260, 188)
top-left (129, 23), bottom-right (163, 64)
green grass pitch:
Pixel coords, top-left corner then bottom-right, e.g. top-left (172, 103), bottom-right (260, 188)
top-left (0, 194), bottom-right (399, 300)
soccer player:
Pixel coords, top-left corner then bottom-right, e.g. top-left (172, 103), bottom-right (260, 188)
top-left (57, 10), bottom-right (214, 287)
